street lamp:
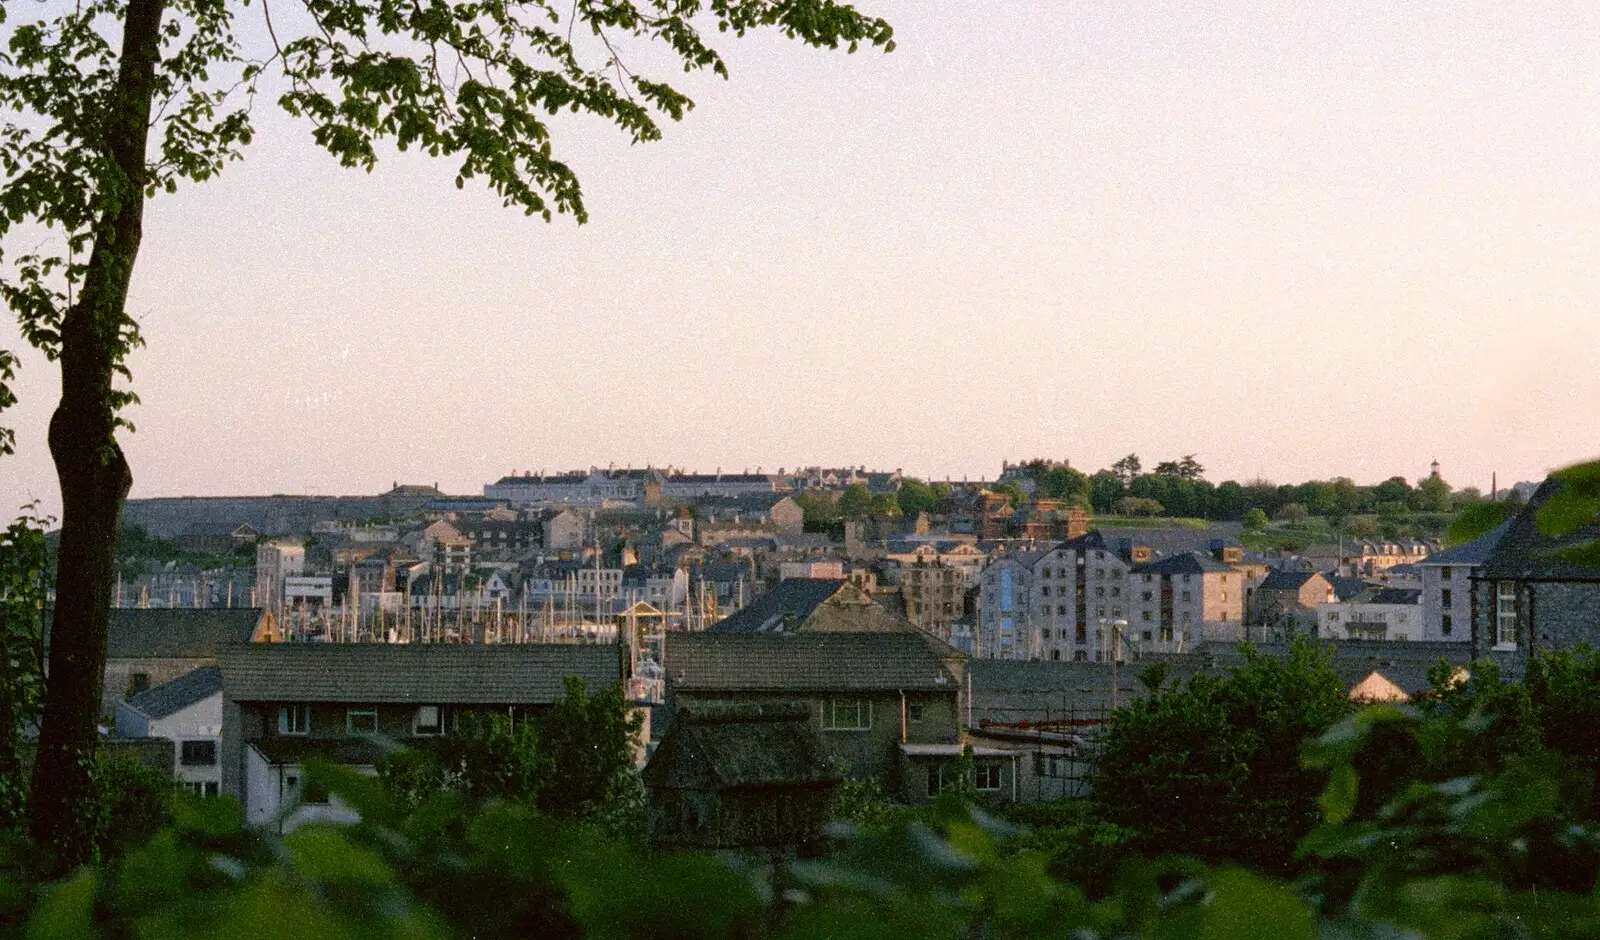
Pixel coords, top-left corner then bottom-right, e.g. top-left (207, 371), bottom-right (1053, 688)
top-left (1099, 617), bottom-right (1129, 710)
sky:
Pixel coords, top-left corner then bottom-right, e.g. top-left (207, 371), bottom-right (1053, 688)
top-left (3, 1), bottom-right (1599, 516)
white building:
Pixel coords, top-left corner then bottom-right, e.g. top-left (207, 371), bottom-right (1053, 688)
top-left (1318, 587), bottom-right (1423, 642)
top-left (114, 667), bottom-right (224, 797)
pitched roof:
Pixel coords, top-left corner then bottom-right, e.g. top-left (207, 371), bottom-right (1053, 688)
top-left (643, 701), bottom-right (839, 790)
top-left (1132, 551), bottom-right (1234, 575)
top-left (1479, 478), bottom-right (1600, 581)
top-left (665, 632), bottom-right (961, 692)
top-left (1062, 527), bottom-right (1241, 561)
top-left (220, 642), bottom-right (620, 703)
top-left (1258, 569), bottom-right (1324, 592)
top-left (709, 579), bottom-right (842, 633)
top-left (123, 666), bottom-right (222, 719)
top-left (47, 608), bottom-right (265, 660)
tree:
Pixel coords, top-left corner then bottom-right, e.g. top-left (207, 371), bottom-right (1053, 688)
top-left (536, 676), bottom-right (643, 830)
top-left (894, 478), bottom-right (940, 517)
top-left (836, 483), bottom-right (874, 520)
top-left (1037, 465), bottom-right (1088, 503)
top-left (1242, 508), bottom-right (1269, 532)
top-left (1414, 474), bottom-right (1453, 513)
top-left (1110, 454), bottom-right (1142, 485)
top-left (991, 481), bottom-right (1026, 510)
top-left (794, 490), bottom-right (840, 532)
top-left (1275, 502), bottom-right (1309, 523)
top-left (0, 0), bottom-right (892, 862)
top-left (0, 511), bottom-right (49, 828)
top-left (1372, 476), bottom-right (1413, 507)
top-left (1115, 496), bottom-right (1162, 517)
top-left (1090, 638), bottom-right (1351, 874)
top-left (1088, 470), bottom-right (1124, 515)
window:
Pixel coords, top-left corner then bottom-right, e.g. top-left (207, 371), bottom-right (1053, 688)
top-left (414, 705), bottom-right (444, 736)
top-left (1095, 586), bottom-right (1106, 597)
top-left (1051, 649), bottom-right (1061, 660)
top-left (180, 781), bottom-right (220, 797)
top-left (1441, 566), bottom-right (1453, 580)
top-left (1182, 574), bottom-right (1192, 584)
top-left (128, 673), bottom-right (150, 696)
top-left (1041, 628), bottom-right (1051, 639)
top-left (908, 701), bottom-right (925, 722)
top-left (279, 705), bottom-right (310, 735)
top-left (1111, 587), bottom-right (1121, 598)
top-left (1142, 610), bottom-right (1153, 622)
top-left (1496, 582), bottom-right (1519, 647)
top-left (1041, 586), bottom-right (1051, 597)
top-left (1057, 605), bottom-right (1067, 616)
top-left (1441, 588), bottom-right (1452, 608)
top-left (1160, 627), bottom-right (1172, 642)
top-left (1141, 591), bottom-right (1153, 602)
top-left (1141, 630), bottom-right (1153, 641)
top-left (1441, 613), bottom-right (1453, 636)
top-left (822, 699), bottom-right (871, 731)
top-left (346, 709), bottom-right (379, 735)
top-left (973, 763), bottom-right (1002, 791)
top-left (180, 740), bottom-right (217, 767)
top-left (1181, 591), bottom-right (1191, 602)
top-left (1041, 567), bottom-right (1051, 578)
top-left (1073, 650), bottom-right (1088, 661)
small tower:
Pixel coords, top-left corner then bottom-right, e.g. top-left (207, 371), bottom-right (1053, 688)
top-left (1429, 459), bottom-right (1441, 481)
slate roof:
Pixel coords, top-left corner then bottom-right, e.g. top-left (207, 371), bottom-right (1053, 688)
top-left (666, 632), bottom-right (961, 692)
top-left (1060, 528), bottom-right (1241, 562)
top-left (46, 608), bottom-right (265, 660)
top-left (643, 702), bottom-right (839, 790)
top-left (220, 642), bottom-right (620, 703)
top-left (123, 666), bottom-right (222, 719)
top-left (1328, 577), bottom-right (1370, 602)
top-left (709, 579), bottom-right (847, 633)
top-left (1132, 552), bottom-right (1234, 576)
top-left (1479, 478), bottom-right (1600, 581)
top-left (1258, 569), bottom-right (1324, 592)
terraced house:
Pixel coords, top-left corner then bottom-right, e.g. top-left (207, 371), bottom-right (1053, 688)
top-left (219, 642), bottom-right (622, 831)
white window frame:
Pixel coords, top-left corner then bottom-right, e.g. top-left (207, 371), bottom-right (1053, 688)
top-left (973, 763), bottom-right (1002, 791)
top-left (821, 698), bottom-right (871, 732)
top-left (413, 705), bottom-right (444, 737)
top-left (279, 704), bottom-right (311, 735)
top-left (1495, 582), bottom-right (1519, 649)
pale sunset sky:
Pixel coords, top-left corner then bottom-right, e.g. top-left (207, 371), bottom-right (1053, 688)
top-left (2, 1), bottom-right (1598, 516)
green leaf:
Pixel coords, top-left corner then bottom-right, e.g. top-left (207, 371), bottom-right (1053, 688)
top-left (1447, 501), bottom-right (1514, 545)
top-left (1536, 487), bottom-right (1600, 538)
top-left (1319, 763), bottom-right (1359, 826)
top-left (27, 870), bottom-right (96, 940)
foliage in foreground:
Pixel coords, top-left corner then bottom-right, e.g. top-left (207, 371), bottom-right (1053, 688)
top-left (13, 692), bottom-right (1600, 940)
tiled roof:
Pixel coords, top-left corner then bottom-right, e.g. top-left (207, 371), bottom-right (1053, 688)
top-left (666, 632), bottom-right (962, 692)
top-left (709, 579), bottom-right (847, 633)
top-left (46, 608), bottom-right (265, 660)
top-left (123, 666), bottom-right (222, 719)
top-left (643, 702), bottom-right (839, 790)
top-left (1478, 481), bottom-right (1600, 580)
top-left (1132, 551), bottom-right (1233, 575)
top-left (1258, 569), bottom-right (1323, 591)
top-left (220, 642), bottom-right (620, 703)
top-left (1060, 528), bottom-right (1241, 562)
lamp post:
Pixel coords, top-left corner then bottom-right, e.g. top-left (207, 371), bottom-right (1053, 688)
top-left (1100, 617), bottom-right (1129, 710)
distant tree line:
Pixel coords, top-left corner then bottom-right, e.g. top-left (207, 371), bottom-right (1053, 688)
top-left (798, 455), bottom-right (1484, 530)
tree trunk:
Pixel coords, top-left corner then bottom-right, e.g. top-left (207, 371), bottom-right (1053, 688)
top-left (28, 0), bottom-right (166, 867)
